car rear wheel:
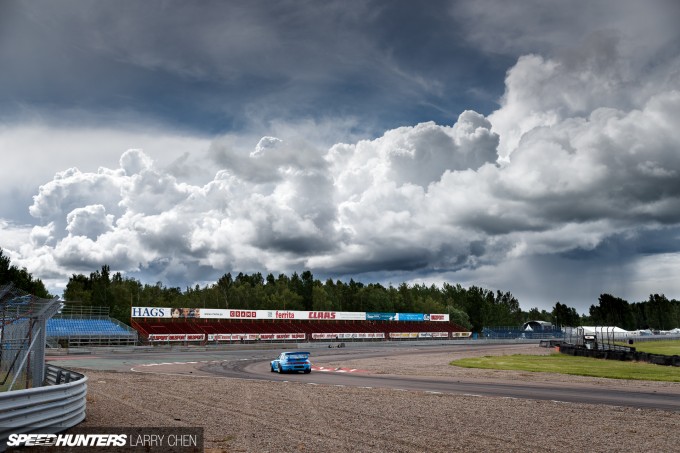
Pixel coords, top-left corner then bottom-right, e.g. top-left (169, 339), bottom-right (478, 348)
top-left (278, 363), bottom-right (284, 374)
top-left (304, 369), bottom-right (311, 374)
top-left (270, 364), bottom-right (276, 372)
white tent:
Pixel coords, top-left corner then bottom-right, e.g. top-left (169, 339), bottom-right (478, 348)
top-left (572, 326), bottom-right (631, 340)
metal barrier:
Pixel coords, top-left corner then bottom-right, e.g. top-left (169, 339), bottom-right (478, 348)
top-left (1, 284), bottom-right (62, 390)
top-left (0, 364), bottom-right (87, 451)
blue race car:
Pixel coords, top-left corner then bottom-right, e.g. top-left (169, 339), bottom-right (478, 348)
top-left (270, 351), bottom-right (312, 374)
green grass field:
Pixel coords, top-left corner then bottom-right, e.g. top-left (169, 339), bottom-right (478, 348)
top-left (622, 339), bottom-right (680, 355)
top-left (451, 353), bottom-right (680, 382)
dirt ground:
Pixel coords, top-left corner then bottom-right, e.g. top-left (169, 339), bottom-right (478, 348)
top-left (80, 344), bottom-right (680, 452)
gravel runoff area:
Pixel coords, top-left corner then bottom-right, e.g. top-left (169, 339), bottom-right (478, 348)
top-left (80, 344), bottom-right (680, 452)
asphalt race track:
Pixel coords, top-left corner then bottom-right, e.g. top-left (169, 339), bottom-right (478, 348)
top-left (49, 343), bottom-right (680, 412)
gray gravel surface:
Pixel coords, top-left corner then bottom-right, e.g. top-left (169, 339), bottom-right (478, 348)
top-left (79, 344), bottom-right (680, 452)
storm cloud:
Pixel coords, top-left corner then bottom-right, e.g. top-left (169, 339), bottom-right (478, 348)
top-left (1, 1), bottom-right (679, 312)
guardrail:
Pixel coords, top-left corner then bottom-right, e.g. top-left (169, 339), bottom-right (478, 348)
top-left (0, 364), bottom-right (87, 451)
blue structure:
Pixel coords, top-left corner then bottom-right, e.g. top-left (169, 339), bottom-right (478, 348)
top-left (46, 317), bottom-right (137, 347)
top-left (47, 318), bottom-right (131, 336)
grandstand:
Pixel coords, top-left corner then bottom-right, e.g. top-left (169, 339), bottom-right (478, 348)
top-left (131, 307), bottom-right (470, 344)
top-left (47, 304), bottom-right (138, 347)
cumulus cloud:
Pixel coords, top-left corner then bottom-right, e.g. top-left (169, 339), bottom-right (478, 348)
top-left (0, 123), bottom-right (212, 225)
top-left (2, 106), bottom-right (502, 289)
top-left (65, 205), bottom-right (113, 239)
top-left (29, 167), bottom-right (125, 233)
top-left (120, 149), bottom-right (154, 175)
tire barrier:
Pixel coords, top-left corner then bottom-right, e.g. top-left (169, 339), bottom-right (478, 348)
top-left (0, 364), bottom-right (87, 452)
top-left (649, 354), bottom-right (672, 366)
top-left (558, 345), bottom-right (680, 367)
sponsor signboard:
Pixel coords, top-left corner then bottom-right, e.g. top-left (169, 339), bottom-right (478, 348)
top-left (312, 333), bottom-right (336, 340)
top-left (397, 313), bottom-right (424, 322)
top-left (366, 312), bottom-right (397, 321)
top-left (310, 332), bottom-right (385, 340)
top-left (132, 307), bottom-right (366, 321)
top-left (417, 332), bottom-right (449, 338)
top-left (132, 307), bottom-right (206, 319)
top-left (451, 331), bottom-right (473, 338)
top-left (389, 332), bottom-right (419, 338)
top-left (393, 313), bottom-right (450, 321)
top-left (148, 334), bottom-right (205, 342)
top-left (428, 314), bottom-right (450, 322)
top-left (325, 311), bottom-right (366, 321)
top-left (131, 307), bottom-right (172, 318)
top-left (206, 333), bottom-right (306, 341)
top-left (133, 307), bottom-right (449, 322)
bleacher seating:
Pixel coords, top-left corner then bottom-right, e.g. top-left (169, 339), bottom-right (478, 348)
top-left (47, 319), bottom-right (131, 336)
top-left (47, 317), bottom-right (138, 347)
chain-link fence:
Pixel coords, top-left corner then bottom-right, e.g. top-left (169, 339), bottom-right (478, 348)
top-left (562, 326), bottom-right (680, 348)
top-left (562, 326), bottom-right (633, 349)
top-left (1, 284), bottom-right (60, 391)
top-left (482, 325), bottom-right (565, 340)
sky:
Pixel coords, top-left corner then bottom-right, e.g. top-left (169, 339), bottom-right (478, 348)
top-left (1, 0), bottom-right (679, 313)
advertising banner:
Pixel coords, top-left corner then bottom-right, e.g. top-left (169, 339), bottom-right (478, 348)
top-left (248, 333), bottom-right (306, 341)
top-left (427, 314), bottom-right (450, 322)
top-left (366, 312), bottom-right (397, 321)
top-left (148, 334), bottom-right (205, 342)
top-left (389, 332), bottom-right (419, 338)
top-left (342, 332), bottom-right (383, 339)
top-left (311, 333), bottom-right (336, 340)
top-left (311, 332), bottom-right (385, 340)
top-left (206, 333), bottom-right (306, 341)
top-left (417, 332), bottom-right (450, 338)
top-left (451, 331), bottom-right (473, 338)
top-left (133, 307), bottom-right (448, 322)
top-left (132, 307), bottom-right (366, 321)
top-left (132, 307), bottom-right (204, 319)
top-left (397, 313), bottom-right (424, 322)
top-left (132, 307), bottom-right (172, 318)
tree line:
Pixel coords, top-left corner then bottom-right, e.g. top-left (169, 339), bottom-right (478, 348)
top-left (2, 248), bottom-right (678, 332)
top-left (0, 248), bottom-right (51, 298)
top-left (60, 265), bottom-right (679, 332)
top-left (588, 293), bottom-right (680, 331)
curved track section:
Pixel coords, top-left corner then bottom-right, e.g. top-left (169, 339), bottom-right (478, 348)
top-left (200, 345), bottom-right (680, 412)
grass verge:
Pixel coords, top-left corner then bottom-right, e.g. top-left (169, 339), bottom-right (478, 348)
top-left (619, 339), bottom-right (680, 355)
top-left (451, 353), bottom-right (680, 382)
